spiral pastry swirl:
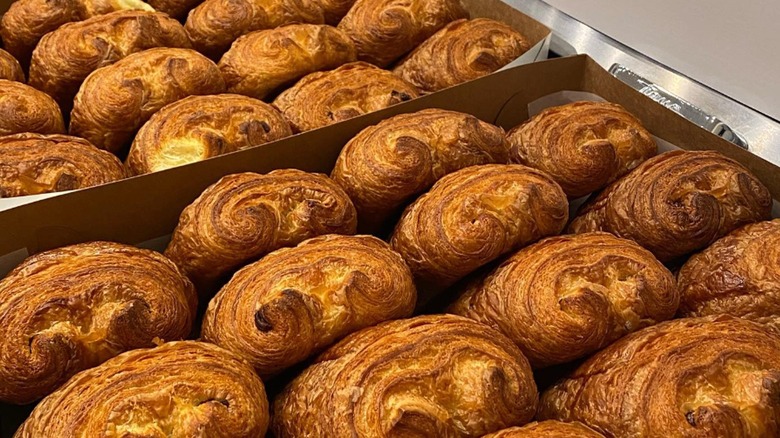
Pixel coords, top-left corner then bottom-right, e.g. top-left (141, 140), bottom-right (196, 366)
top-left (70, 48), bottom-right (226, 155)
top-left (0, 242), bottom-right (196, 405)
top-left (483, 421), bottom-right (605, 438)
top-left (165, 169), bottom-right (357, 287)
top-left (203, 234), bottom-right (416, 377)
top-left (678, 219), bottom-right (780, 331)
top-left (569, 150), bottom-right (772, 262)
top-left (0, 133), bottom-right (126, 197)
top-left (507, 101), bottom-right (657, 198)
top-left (0, 49), bottom-right (24, 82)
top-left (14, 341), bottom-right (269, 437)
top-left (390, 164), bottom-right (568, 297)
top-left (29, 11), bottom-right (191, 110)
top-left (219, 24), bottom-right (357, 100)
top-left (126, 94), bottom-right (292, 175)
top-left (331, 109), bottom-right (510, 233)
top-left (337, 0), bottom-right (468, 67)
top-left (273, 314), bottom-right (538, 438)
top-left (393, 19), bottom-right (530, 94)
top-left (0, 80), bottom-right (65, 137)
top-left (449, 232), bottom-right (678, 368)
top-left (273, 62), bottom-right (420, 132)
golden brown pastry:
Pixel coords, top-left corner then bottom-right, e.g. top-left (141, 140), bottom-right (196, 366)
top-left (126, 94), bottom-right (292, 175)
top-left (165, 169), bottom-right (357, 287)
top-left (0, 80), bottom-right (65, 136)
top-left (145, 0), bottom-right (200, 18)
top-left (337, 0), bottom-right (468, 67)
top-left (507, 101), bottom-right (657, 198)
top-left (678, 219), bottom-right (780, 331)
top-left (482, 421), bottom-right (605, 438)
top-left (219, 24), bottom-right (357, 100)
top-left (390, 164), bottom-right (568, 296)
top-left (14, 341), bottom-right (269, 437)
top-left (539, 316), bottom-right (780, 437)
top-left (331, 109), bottom-right (510, 233)
top-left (202, 234), bottom-right (416, 377)
top-left (449, 232), bottom-right (678, 368)
top-left (184, 0), bottom-right (326, 59)
top-left (320, 0), bottom-right (355, 24)
top-left (273, 62), bottom-right (420, 132)
top-left (0, 133), bottom-right (126, 197)
top-left (0, 48), bottom-right (24, 82)
top-left (29, 11), bottom-right (191, 110)
top-left (70, 48), bottom-right (226, 155)
top-left (393, 18), bottom-right (530, 94)
top-left (0, 242), bottom-right (196, 405)
top-left (569, 150), bottom-right (772, 263)
top-left (273, 314), bottom-right (538, 438)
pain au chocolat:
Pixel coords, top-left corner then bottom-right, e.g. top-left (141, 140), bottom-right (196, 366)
top-left (0, 80), bottom-right (65, 136)
top-left (272, 314), bottom-right (538, 438)
top-left (331, 109), bottom-right (510, 233)
top-left (539, 316), bottom-right (780, 437)
top-left (394, 18), bottom-right (530, 94)
top-left (70, 48), bottom-right (226, 155)
top-left (0, 48), bottom-right (24, 82)
top-left (337, 0), bottom-right (468, 67)
top-left (569, 150), bottom-right (772, 262)
top-left (165, 170), bottom-right (357, 287)
top-left (219, 24), bottom-right (357, 101)
top-left (14, 341), bottom-right (269, 437)
top-left (126, 94), bottom-right (292, 175)
top-left (483, 421), bottom-right (605, 438)
top-left (28, 11), bottom-right (191, 110)
top-left (449, 232), bottom-right (678, 368)
top-left (273, 62), bottom-right (420, 132)
top-left (0, 242), bottom-right (196, 405)
top-left (202, 234), bottom-right (416, 377)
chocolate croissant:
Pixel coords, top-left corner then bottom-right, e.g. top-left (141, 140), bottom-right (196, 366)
top-left (539, 316), bottom-right (780, 437)
top-left (126, 94), bottom-right (292, 175)
top-left (678, 219), bottom-right (780, 331)
top-left (29, 11), bottom-right (191, 110)
top-left (331, 109), bottom-right (510, 233)
top-left (390, 164), bottom-right (568, 296)
top-left (202, 234), bottom-right (416, 377)
top-left (337, 0), bottom-right (468, 67)
top-left (0, 80), bottom-right (65, 136)
top-left (219, 24), bottom-right (357, 100)
top-left (569, 150), bottom-right (772, 262)
top-left (0, 242), bottom-right (196, 405)
top-left (393, 18), bottom-right (530, 94)
top-left (273, 62), bottom-right (420, 132)
top-left (70, 48), bottom-right (226, 155)
top-left (165, 170), bottom-right (357, 287)
top-left (483, 421), bottom-right (605, 438)
top-left (0, 133), bottom-right (126, 197)
top-left (0, 48), bottom-right (24, 82)
top-left (449, 232), bottom-right (678, 368)
top-left (273, 314), bottom-right (538, 437)
top-left (15, 341), bottom-right (269, 437)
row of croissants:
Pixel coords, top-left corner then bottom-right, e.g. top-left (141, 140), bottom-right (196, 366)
top-left (2, 101), bottom-right (779, 437)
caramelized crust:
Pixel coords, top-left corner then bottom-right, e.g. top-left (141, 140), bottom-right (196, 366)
top-left (393, 18), bottom-right (530, 94)
top-left (14, 341), bottom-right (269, 437)
top-left (70, 48), bottom-right (226, 155)
top-left (337, 0), bottom-right (468, 67)
top-left (331, 109), bottom-right (510, 233)
top-left (146, 0), bottom-right (200, 18)
top-left (539, 316), bottom-right (780, 437)
top-left (164, 170), bottom-right (357, 286)
top-left (0, 80), bottom-right (65, 136)
top-left (678, 219), bottom-right (780, 331)
top-left (482, 421), bottom-right (605, 438)
top-left (0, 133), bottom-right (126, 197)
top-left (202, 234), bottom-right (416, 377)
top-left (219, 24), bottom-right (357, 100)
top-left (569, 150), bottom-right (772, 262)
top-left (449, 232), bottom-right (678, 368)
top-left (272, 314), bottom-right (538, 438)
top-left (126, 94), bottom-right (292, 175)
top-left (29, 11), bottom-right (191, 110)
top-left (390, 164), bottom-right (568, 296)
top-left (0, 48), bottom-right (24, 82)
top-left (273, 62), bottom-right (420, 132)
top-left (507, 101), bottom-right (657, 198)
top-left (319, 0), bottom-right (356, 24)
top-left (0, 242), bottom-right (196, 405)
